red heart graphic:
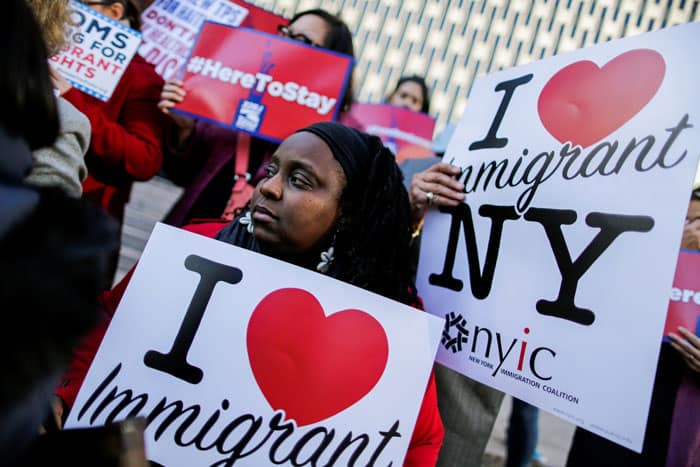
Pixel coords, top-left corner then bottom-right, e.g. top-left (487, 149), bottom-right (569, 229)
top-left (247, 288), bottom-right (389, 426)
top-left (538, 49), bottom-right (665, 148)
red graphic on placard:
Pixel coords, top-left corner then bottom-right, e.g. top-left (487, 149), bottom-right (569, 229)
top-left (538, 49), bottom-right (665, 148)
top-left (345, 103), bottom-right (436, 163)
top-left (247, 288), bottom-right (388, 426)
top-left (664, 250), bottom-right (700, 337)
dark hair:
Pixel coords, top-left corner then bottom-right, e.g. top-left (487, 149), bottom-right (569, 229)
top-left (390, 75), bottom-right (431, 114)
top-left (692, 187), bottom-right (700, 201)
top-left (290, 9), bottom-right (355, 112)
top-left (1, 0), bottom-right (59, 150)
top-left (331, 137), bottom-right (416, 305)
top-left (103, 0), bottom-right (141, 30)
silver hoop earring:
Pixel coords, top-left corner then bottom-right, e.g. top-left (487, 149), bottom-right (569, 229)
top-left (239, 210), bottom-right (254, 234)
top-left (316, 244), bottom-right (335, 273)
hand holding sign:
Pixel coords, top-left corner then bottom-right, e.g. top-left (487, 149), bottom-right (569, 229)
top-left (408, 163), bottom-right (465, 227)
top-left (157, 78), bottom-right (196, 145)
top-left (668, 327), bottom-right (700, 372)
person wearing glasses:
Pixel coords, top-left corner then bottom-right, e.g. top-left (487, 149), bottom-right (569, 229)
top-left (52, 0), bottom-right (166, 230)
top-left (157, 9), bottom-right (357, 228)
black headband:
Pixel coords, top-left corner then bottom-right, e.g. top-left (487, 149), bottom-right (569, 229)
top-left (296, 122), bottom-right (375, 189)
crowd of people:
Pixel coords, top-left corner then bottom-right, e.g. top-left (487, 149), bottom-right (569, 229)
top-left (2, 0), bottom-right (699, 466)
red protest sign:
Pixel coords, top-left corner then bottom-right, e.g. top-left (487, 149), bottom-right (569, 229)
top-left (664, 249), bottom-right (700, 337)
top-left (346, 103), bottom-right (436, 163)
top-left (173, 22), bottom-right (353, 143)
top-left (233, 0), bottom-right (288, 34)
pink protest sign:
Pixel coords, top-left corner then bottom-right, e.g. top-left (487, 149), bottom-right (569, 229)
top-left (347, 103), bottom-right (436, 163)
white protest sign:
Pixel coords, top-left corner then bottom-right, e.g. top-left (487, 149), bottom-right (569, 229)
top-left (50, 0), bottom-right (142, 101)
top-left (139, 0), bottom-right (248, 80)
top-left (66, 223), bottom-right (442, 466)
top-left (416, 22), bottom-right (700, 452)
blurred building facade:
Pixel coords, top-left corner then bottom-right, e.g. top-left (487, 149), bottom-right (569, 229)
top-left (251, 0), bottom-right (700, 134)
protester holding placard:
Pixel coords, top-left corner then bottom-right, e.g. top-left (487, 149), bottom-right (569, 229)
top-left (57, 0), bottom-right (166, 227)
top-left (158, 8), bottom-right (357, 227)
top-left (24, 0), bottom-right (90, 198)
top-left (55, 122), bottom-right (444, 465)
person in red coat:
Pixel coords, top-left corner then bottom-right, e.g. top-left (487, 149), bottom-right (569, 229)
top-left (54, 0), bottom-right (166, 225)
top-left (56, 122), bottom-right (444, 466)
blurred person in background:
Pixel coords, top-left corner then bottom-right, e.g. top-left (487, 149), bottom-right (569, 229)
top-left (0, 0), bottom-right (118, 463)
top-left (25, 0), bottom-right (90, 197)
top-left (55, 0), bottom-right (166, 228)
top-left (387, 75), bottom-right (431, 114)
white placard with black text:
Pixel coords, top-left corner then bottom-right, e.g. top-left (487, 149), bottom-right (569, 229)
top-left (416, 22), bottom-right (700, 452)
top-left (67, 223), bottom-right (442, 466)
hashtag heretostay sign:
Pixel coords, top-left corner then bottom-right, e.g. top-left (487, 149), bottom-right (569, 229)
top-left (172, 22), bottom-right (353, 143)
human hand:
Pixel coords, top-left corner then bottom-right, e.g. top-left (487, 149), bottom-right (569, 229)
top-left (669, 326), bottom-right (700, 373)
top-left (409, 162), bottom-right (465, 227)
top-left (49, 65), bottom-right (72, 96)
top-left (38, 396), bottom-right (65, 434)
top-left (681, 219), bottom-right (700, 250)
top-left (158, 79), bottom-right (196, 144)
top-left (51, 395), bottom-right (64, 430)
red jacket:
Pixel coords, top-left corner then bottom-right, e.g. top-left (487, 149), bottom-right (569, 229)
top-left (63, 55), bottom-right (166, 224)
top-left (57, 223), bottom-right (444, 465)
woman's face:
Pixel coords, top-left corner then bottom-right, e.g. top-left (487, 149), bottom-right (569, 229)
top-left (249, 132), bottom-right (346, 257)
top-left (390, 80), bottom-right (424, 112)
top-left (285, 14), bottom-right (330, 48)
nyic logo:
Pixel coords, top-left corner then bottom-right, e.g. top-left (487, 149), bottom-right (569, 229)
top-left (441, 312), bottom-right (556, 381)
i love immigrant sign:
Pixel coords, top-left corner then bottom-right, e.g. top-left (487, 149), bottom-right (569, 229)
top-left (66, 224), bottom-right (442, 466)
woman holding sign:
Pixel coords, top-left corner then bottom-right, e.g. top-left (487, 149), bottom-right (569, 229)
top-left (57, 122), bottom-right (444, 465)
top-left (55, 0), bottom-right (167, 228)
top-left (158, 9), bottom-right (357, 227)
